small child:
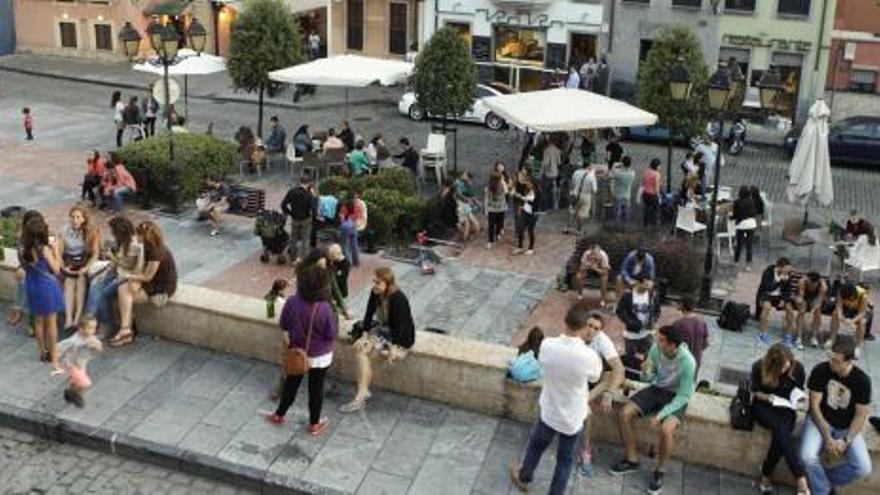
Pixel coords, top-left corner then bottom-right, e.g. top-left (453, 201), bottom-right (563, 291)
top-left (267, 278), bottom-right (290, 307)
top-left (53, 315), bottom-right (103, 408)
top-left (22, 107), bottom-right (33, 141)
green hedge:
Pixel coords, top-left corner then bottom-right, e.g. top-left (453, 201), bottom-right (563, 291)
top-left (117, 133), bottom-right (237, 204)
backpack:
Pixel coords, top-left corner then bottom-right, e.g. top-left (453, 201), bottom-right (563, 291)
top-left (717, 301), bottom-right (751, 332)
top-left (509, 351), bottom-right (541, 383)
top-left (729, 379), bottom-right (754, 431)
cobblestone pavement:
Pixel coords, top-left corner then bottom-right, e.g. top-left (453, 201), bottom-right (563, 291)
top-left (0, 426), bottom-right (253, 494)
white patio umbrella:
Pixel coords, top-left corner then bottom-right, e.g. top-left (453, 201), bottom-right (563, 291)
top-left (482, 88), bottom-right (658, 132)
top-left (133, 48), bottom-right (227, 120)
top-left (269, 55), bottom-right (414, 116)
top-left (787, 99), bottom-right (833, 208)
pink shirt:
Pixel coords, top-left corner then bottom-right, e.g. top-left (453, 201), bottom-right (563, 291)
top-left (642, 169), bottom-right (660, 196)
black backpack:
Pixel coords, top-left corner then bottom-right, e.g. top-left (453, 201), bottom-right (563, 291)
top-left (717, 301), bottom-right (751, 332)
top-left (729, 379), bottom-right (754, 431)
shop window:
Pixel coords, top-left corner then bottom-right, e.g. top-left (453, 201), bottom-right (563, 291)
top-left (494, 26), bottom-right (546, 66)
top-left (389, 3), bottom-right (407, 55)
top-left (850, 70), bottom-right (877, 93)
top-left (725, 0), bottom-right (756, 11)
top-left (769, 62), bottom-right (802, 119)
top-left (346, 0), bottom-right (363, 51)
top-left (446, 22), bottom-right (470, 49)
top-left (59, 22), bottom-right (77, 48)
top-left (672, 0), bottom-right (701, 8)
top-left (719, 48), bottom-right (750, 84)
top-left (777, 0), bottom-right (811, 16)
top-left (94, 24), bottom-right (112, 51)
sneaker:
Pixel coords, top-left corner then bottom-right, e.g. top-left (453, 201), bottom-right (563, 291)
top-left (795, 338), bottom-right (804, 350)
top-left (487, 242), bottom-right (493, 249)
top-left (647, 470), bottom-right (664, 494)
top-left (63, 389), bottom-right (74, 405)
top-left (210, 229), bottom-right (219, 237)
top-left (265, 413), bottom-right (285, 425)
top-left (68, 390), bottom-right (84, 408)
top-left (855, 347), bottom-right (861, 360)
top-left (577, 450), bottom-right (595, 478)
top-left (609, 459), bottom-right (640, 476)
top-left (824, 339), bottom-right (834, 350)
top-left (524, 249), bottom-right (534, 256)
top-left (744, 265), bottom-right (752, 272)
top-left (754, 332), bottom-right (771, 346)
top-left (510, 464), bottom-right (531, 492)
top-left (810, 337), bottom-right (820, 348)
top-left (782, 334), bottom-right (794, 349)
top-left (866, 333), bottom-right (876, 342)
top-left (512, 248), bottom-right (524, 255)
top-left (308, 417), bottom-right (330, 436)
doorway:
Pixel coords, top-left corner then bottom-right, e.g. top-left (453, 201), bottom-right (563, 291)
top-left (569, 32), bottom-right (597, 68)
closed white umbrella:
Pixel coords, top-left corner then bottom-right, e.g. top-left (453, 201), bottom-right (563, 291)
top-left (133, 49), bottom-right (227, 120)
top-left (787, 99), bottom-right (833, 207)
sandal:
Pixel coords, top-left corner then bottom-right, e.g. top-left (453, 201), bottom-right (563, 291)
top-left (339, 395), bottom-right (369, 413)
top-left (109, 328), bottom-right (135, 347)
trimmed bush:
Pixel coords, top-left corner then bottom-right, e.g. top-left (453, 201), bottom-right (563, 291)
top-left (361, 188), bottom-right (426, 246)
top-left (360, 168), bottom-right (415, 196)
top-left (117, 133), bottom-right (237, 204)
top-left (566, 228), bottom-right (705, 296)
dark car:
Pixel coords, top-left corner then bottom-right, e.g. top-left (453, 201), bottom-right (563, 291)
top-left (784, 116), bottom-right (880, 166)
top-left (621, 124), bottom-right (690, 146)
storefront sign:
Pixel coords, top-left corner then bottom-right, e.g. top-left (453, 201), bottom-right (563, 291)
top-left (477, 9), bottom-right (554, 28)
top-left (723, 34), bottom-right (812, 52)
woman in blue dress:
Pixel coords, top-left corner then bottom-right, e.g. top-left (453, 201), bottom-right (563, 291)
top-left (21, 215), bottom-right (64, 367)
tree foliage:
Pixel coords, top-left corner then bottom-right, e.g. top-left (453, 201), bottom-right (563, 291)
top-left (410, 27), bottom-right (477, 119)
top-left (636, 26), bottom-right (710, 138)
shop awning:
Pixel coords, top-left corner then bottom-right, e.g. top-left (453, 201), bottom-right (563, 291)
top-left (482, 88), bottom-right (657, 132)
top-left (144, 0), bottom-right (192, 16)
top-left (269, 55), bottom-right (413, 87)
top-left (287, 0), bottom-right (328, 14)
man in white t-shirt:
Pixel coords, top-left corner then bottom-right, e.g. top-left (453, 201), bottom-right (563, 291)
top-left (511, 305), bottom-right (602, 495)
top-left (577, 312), bottom-right (625, 477)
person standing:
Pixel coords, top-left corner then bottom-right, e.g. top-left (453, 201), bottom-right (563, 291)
top-left (112, 90), bottom-right (125, 147)
top-left (540, 139), bottom-right (561, 211)
top-left (567, 161), bottom-right (596, 234)
top-left (485, 170), bottom-right (508, 249)
top-left (671, 296), bottom-right (709, 375)
top-left (605, 135), bottom-right (624, 166)
top-left (142, 92), bottom-right (159, 137)
top-left (281, 177), bottom-right (317, 264)
top-left (55, 315), bottom-right (103, 408)
top-left (733, 185), bottom-right (758, 270)
top-left (307, 31), bottom-right (321, 60)
top-left (266, 262), bottom-right (337, 436)
top-left (265, 116), bottom-right (287, 155)
top-left (641, 158), bottom-right (662, 227)
top-left (510, 305), bottom-right (603, 494)
top-left (511, 180), bottom-right (537, 255)
top-left (610, 157), bottom-right (636, 224)
top-left (22, 107), bottom-right (34, 141)
top-left (750, 344), bottom-right (810, 495)
top-left (800, 335), bottom-right (873, 494)
top-left (565, 65), bottom-right (581, 90)
top-left (338, 120), bottom-right (355, 152)
top-left (338, 194), bottom-right (361, 267)
top-left (21, 216), bottom-right (65, 368)
top-left (610, 326), bottom-right (696, 495)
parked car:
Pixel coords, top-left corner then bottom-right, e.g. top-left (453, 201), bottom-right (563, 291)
top-left (784, 116), bottom-right (880, 166)
top-left (620, 124), bottom-right (690, 146)
top-left (398, 83), bottom-right (512, 130)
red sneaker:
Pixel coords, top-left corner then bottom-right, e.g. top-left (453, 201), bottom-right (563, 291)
top-left (308, 417), bottom-right (330, 436)
top-left (265, 413), bottom-right (285, 425)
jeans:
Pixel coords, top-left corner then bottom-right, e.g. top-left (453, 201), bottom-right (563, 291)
top-left (642, 193), bottom-right (660, 226)
top-left (289, 218), bottom-right (312, 260)
top-left (340, 219), bottom-right (359, 267)
top-left (519, 419), bottom-right (580, 495)
top-left (144, 117), bottom-right (156, 137)
top-left (541, 176), bottom-right (558, 211)
top-left (516, 212), bottom-right (536, 250)
top-left (752, 402), bottom-right (805, 478)
top-left (487, 211), bottom-right (505, 243)
top-left (800, 417), bottom-right (872, 494)
top-left (275, 366), bottom-right (328, 425)
top-left (84, 270), bottom-right (121, 332)
top-left (616, 199), bottom-right (631, 224)
top-left (112, 186), bottom-right (131, 212)
top-left (735, 228), bottom-right (755, 263)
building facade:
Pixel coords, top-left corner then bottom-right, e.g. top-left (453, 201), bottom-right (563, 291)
top-left (0, 0), bottom-right (14, 56)
top-left (327, 0), bottom-right (421, 60)
top-left (607, 0), bottom-right (719, 100)
top-left (717, 0), bottom-right (836, 123)
top-left (824, 0), bottom-right (880, 118)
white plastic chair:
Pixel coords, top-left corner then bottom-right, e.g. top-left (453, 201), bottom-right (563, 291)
top-left (419, 133), bottom-right (447, 184)
top-left (846, 241), bottom-right (880, 281)
top-left (675, 206), bottom-right (707, 238)
top-left (716, 218), bottom-right (736, 258)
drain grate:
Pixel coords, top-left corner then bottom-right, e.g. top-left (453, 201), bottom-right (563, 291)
top-left (718, 366), bottom-right (751, 386)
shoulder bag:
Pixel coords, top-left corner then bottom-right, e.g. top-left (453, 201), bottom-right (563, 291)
top-left (283, 304), bottom-right (318, 376)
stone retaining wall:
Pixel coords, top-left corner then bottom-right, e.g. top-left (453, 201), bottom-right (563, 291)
top-left (0, 260), bottom-right (876, 493)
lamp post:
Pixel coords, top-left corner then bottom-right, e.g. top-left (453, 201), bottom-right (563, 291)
top-left (119, 19), bottom-right (207, 213)
top-left (666, 58), bottom-right (692, 193)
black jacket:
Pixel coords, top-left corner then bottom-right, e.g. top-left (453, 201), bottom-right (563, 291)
top-left (616, 291), bottom-right (661, 334)
top-left (394, 147), bottom-right (418, 172)
top-left (281, 186), bottom-right (316, 221)
top-left (733, 197), bottom-right (758, 224)
top-left (757, 265), bottom-right (787, 298)
top-left (363, 290), bottom-right (415, 349)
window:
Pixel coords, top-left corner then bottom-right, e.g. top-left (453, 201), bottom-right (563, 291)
top-left (622, 0), bottom-right (649, 3)
top-left (725, 0), bottom-right (756, 11)
top-left (346, 0), bottom-right (363, 51)
top-left (838, 122), bottom-right (879, 139)
top-left (850, 70), bottom-right (877, 93)
top-left (493, 26), bottom-right (546, 65)
top-left (638, 39), bottom-right (653, 64)
top-left (446, 22), bottom-right (470, 49)
top-left (672, 0), bottom-right (701, 7)
top-left (777, 0), bottom-right (811, 16)
top-left (94, 24), bottom-right (112, 51)
top-left (59, 22), bottom-right (77, 48)
top-left (476, 86), bottom-right (494, 98)
top-left (389, 3), bottom-right (407, 55)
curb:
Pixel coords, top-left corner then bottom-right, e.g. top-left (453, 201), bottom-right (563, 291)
top-left (0, 64), bottom-right (395, 112)
top-left (0, 400), bottom-right (345, 495)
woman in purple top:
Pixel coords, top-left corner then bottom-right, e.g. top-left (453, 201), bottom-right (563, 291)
top-left (266, 262), bottom-right (338, 436)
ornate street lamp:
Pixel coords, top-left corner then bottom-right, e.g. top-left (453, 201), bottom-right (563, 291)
top-left (147, 18), bottom-right (164, 53)
top-left (188, 18), bottom-right (208, 54)
top-left (757, 67), bottom-right (784, 112)
top-left (118, 22), bottom-right (142, 59)
top-left (665, 57), bottom-right (692, 193)
top-left (699, 66), bottom-right (734, 306)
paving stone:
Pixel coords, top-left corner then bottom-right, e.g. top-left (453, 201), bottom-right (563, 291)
top-left (371, 421), bottom-right (436, 479)
top-left (429, 409), bottom-right (498, 463)
top-left (356, 469), bottom-right (412, 495)
top-left (302, 431), bottom-right (382, 493)
top-left (408, 454), bottom-right (482, 495)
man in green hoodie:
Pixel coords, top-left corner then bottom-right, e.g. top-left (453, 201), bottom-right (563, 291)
top-left (609, 325), bottom-right (696, 495)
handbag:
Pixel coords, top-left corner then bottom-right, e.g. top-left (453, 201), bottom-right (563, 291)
top-left (282, 304), bottom-right (318, 377)
top-left (729, 379), bottom-right (754, 431)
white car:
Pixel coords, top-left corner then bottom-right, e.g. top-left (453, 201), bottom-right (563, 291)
top-left (397, 83), bottom-right (512, 130)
